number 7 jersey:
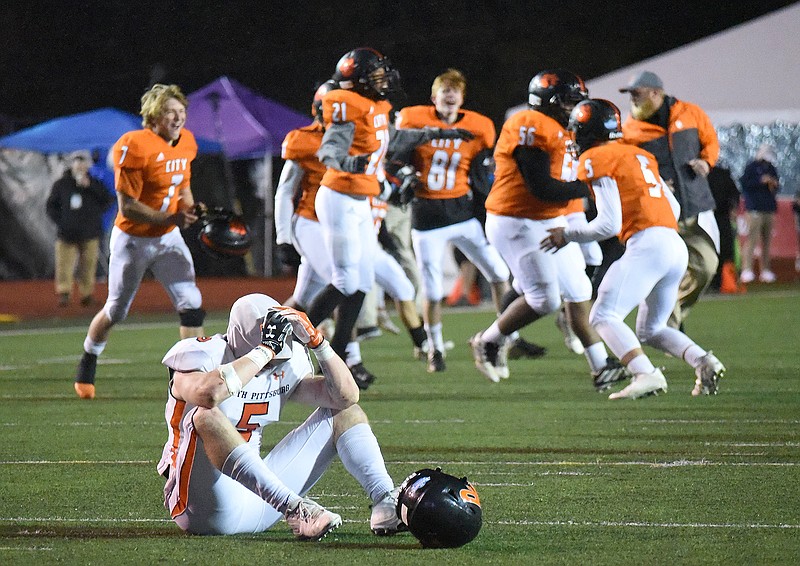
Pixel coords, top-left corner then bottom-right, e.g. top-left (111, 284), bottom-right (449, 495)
top-left (112, 128), bottom-right (198, 237)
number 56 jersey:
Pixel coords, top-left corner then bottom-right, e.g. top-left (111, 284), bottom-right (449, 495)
top-left (396, 105), bottom-right (495, 200)
top-left (112, 128), bottom-right (198, 238)
top-left (156, 334), bottom-right (312, 476)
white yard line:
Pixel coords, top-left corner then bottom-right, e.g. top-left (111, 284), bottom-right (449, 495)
top-left (1, 516), bottom-right (797, 529)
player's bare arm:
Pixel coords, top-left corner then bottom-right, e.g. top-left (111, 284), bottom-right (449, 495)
top-left (117, 191), bottom-right (198, 229)
top-left (272, 306), bottom-right (359, 409)
top-left (171, 351), bottom-right (268, 408)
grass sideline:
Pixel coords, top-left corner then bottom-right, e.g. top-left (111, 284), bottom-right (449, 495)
top-left (1, 288), bottom-right (799, 565)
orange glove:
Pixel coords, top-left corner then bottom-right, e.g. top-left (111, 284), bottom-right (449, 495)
top-left (272, 306), bottom-right (324, 348)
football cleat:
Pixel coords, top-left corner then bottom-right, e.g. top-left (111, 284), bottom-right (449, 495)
top-left (494, 338), bottom-right (511, 379)
top-left (507, 337), bottom-right (547, 360)
top-left (692, 351), bottom-right (726, 396)
top-left (427, 350), bottom-right (446, 373)
top-left (371, 486), bottom-right (407, 536)
top-left (593, 357), bottom-right (632, 392)
top-left (284, 497), bottom-right (342, 541)
top-left (355, 326), bottom-right (382, 341)
top-left (414, 339), bottom-right (455, 360)
top-left (608, 368), bottom-right (667, 400)
top-left (555, 308), bottom-right (584, 355)
top-left (74, 352), bottom-right (98, 399)
top-left (74, 382), bottom-right (96, 400)
top-left (469, 333), bottom-right (501, 383)
top-left (349, 362), bottom-right (377, 390)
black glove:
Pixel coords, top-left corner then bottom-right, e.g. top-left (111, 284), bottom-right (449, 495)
top-left (260, 310), bottom-right (293, 355)
top-left (342, 153), bottom-right (371, 173)
top-left (276, 243), bottom-right (301, 269)
top-left (426, 127), bottom-right (475, 141)
top-left (392, 165), bottom-right (419, 206)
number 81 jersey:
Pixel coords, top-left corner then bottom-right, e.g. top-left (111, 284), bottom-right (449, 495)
top-left (396, 106), bottom-right (495, 200)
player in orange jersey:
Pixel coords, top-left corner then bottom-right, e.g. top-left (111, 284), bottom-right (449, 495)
top-left (305, 48), bottom-right (472, 383)
top-left (275, 80), bottom-right (334, 311)
top-left (396, 69), bottom-right (510, 373)
top-left (74, 84), bottom-right (205, 399)
top-left (541, 99), bottom-right (726, 399)
top-left (470, 70), bottom-right (628, 388)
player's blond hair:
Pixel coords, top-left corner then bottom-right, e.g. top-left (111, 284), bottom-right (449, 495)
top-left (431, 69), bottom-right (467, 98)
top-left (140, 84), bottom-right (189, 128)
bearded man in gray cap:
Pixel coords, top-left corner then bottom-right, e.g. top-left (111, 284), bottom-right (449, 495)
top-left (619, 70), bottom-right (721, 330)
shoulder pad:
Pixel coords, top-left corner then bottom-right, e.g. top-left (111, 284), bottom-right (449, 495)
top-left (162, 334), bottom-right (227, 373)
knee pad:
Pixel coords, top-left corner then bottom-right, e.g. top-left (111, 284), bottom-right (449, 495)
top-left (179, 308), bottom-right (206, 327)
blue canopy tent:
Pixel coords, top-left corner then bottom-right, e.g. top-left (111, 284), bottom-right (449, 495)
top-left (0, 107), bottom-right (222, 155)
top-left (186, 77), bottom-right (312, 274)
top-left (0, 108), bottom-right (224, 279)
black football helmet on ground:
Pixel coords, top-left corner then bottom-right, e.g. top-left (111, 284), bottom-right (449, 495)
top-left (332, 47), bottom-right (400, 100)
top-left (396, 468), bottom-right (482, 548)
top-left (197, 207), bottom-right (252, 260)
top-left (568, 98), bottom-right (624, 155)
top-left (528, 69), bottom-right (589, 127)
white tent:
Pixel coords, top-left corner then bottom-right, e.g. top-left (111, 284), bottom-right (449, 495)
top-left (506, 3), bottom-right (800, 125)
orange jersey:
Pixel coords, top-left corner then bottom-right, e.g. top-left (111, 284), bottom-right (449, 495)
top-left (320, 89), bottom-right (392, 197)
top-left (486, 109), bottom-right (577, 220)
top-left (396, 106), bottom-right (495, 200)
top-left (281, 122), bottom-right (325, 221)
top-left (112, 128), bottom-right (198, 237)
top-left (578, 142), bottom-right (678, 243)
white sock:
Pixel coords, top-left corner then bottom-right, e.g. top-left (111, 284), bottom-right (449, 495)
top-left (83, 337), bottom-right (107, 356)
top-left (345, 341), bottom-right (362, 367)
top-left (336, 423), bottom-right (393, 504)
top-left (683, 345), bottom-right (707, 368)
top-left (481, 321), bottom-right (505, 344)
top-left (584, 342), bottom-right (609, 373)
top-left (427, 323), bottom-right (444, 352)
top-left (221, 443), bottom-right (300, 513)
top-left (627, 354), bottom-right (656, 375)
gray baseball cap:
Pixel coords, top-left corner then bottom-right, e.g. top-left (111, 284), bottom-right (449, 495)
top-left (619, 70), bottom-right (663, 92)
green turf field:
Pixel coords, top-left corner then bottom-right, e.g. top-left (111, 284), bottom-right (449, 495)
top-left (1, 288), bottom-right (798, 565)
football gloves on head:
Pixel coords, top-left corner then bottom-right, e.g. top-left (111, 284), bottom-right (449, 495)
top-left (259, 309), bottom-right (293, 356)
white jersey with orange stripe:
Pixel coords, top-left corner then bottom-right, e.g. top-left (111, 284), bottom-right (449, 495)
top-left (157, 335), bottom-right (312, 476)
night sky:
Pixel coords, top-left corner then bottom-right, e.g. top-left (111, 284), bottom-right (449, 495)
top-left (2, 1), bottom-right (796, 130)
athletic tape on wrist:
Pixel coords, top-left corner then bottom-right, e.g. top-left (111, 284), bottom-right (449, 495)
top-left (243, 345), bottom-right (273, 369)
top-left (312, 340), bottom-right (335, 362)
top-left (219, 363), bottom-right (243, 396)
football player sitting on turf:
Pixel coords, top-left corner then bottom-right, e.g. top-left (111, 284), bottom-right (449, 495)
top-left (540, 99), bottom-right (726, 399)
top-left (157, 293), bottom-right (405, 539)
